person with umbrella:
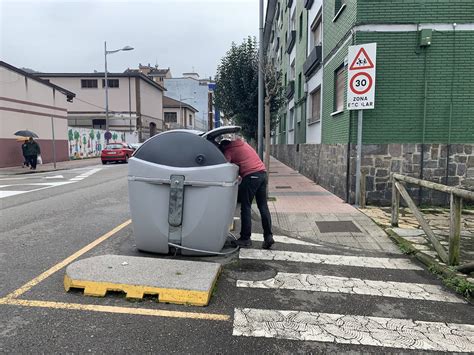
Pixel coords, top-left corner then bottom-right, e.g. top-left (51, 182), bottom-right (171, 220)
top-left (21, 138), bottom-right (30, 168)
top-left (24, 137), bottom-right (41, 170)
top-left (14, 131), bottom-right (40, 170)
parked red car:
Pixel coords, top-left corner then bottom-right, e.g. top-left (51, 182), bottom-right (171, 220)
top-left (101, 143), bottom-right (134, 164)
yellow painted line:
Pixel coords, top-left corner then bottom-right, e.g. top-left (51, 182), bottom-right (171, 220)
top-left (3, 219), bottom-right (132, 300)
top-left (64, 275), bottom-right (214, 306)
top-left (0, 298), bottom-right (229, 321)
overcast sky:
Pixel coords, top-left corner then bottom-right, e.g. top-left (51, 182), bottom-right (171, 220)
top-left (0, 0), bottom-right (258, 79)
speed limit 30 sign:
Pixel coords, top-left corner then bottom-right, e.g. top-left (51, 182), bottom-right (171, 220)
top-left (346, 43), bottom-right (376, 110)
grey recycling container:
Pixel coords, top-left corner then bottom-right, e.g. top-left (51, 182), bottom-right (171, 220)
top-left (128, 126), bottom-right (241, 255)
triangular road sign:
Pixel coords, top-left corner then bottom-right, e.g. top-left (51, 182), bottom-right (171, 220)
top-left (349, 47), bottom-right (374, 70)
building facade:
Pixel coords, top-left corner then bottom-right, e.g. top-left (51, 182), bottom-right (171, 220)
top-left (0, 61), bottom-right (75, 167)
top-left (163, 96), bottom-right (198, 130)
top-left (36, 72), bottom-right (165, 142)
top-left (164, 73), bottom-right (213, 131)
top-left (265, 0), bottom-right (474, 205)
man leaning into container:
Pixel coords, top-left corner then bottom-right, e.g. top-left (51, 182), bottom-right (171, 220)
top-left (220, 137), bottom-right (274, 249)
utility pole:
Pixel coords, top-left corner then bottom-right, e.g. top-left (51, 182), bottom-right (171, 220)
top-left (257, 0), bottom-right (264, 159)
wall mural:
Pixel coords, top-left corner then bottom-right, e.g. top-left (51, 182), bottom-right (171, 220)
top-left (67, 127), bottom-right (138, 159)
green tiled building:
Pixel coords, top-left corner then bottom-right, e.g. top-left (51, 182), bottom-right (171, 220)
top-left (264, 0), bottom-right (474, 205)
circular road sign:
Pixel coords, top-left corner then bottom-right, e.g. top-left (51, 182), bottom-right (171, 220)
top-left (349, 72), bottom-right (373, 95)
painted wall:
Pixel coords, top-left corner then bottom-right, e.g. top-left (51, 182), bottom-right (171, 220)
top-left (67, 127), bottom-right (137, 159)
top-left (0, 65), bottom-right (70, 167)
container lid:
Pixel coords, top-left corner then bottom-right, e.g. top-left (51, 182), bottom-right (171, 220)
top-left (133, 131), bottom-right (228, 167)
top-left (201, 126), bottom-right (241, 141)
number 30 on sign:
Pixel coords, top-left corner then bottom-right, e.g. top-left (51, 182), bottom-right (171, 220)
top-left (346, 43), bottom-right (376, 110)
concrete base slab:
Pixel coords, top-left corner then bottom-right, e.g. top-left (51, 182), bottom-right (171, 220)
top-left (64, 255), bottom-right (221, 306)
top-left (392, 228), bottom-right (425, 237)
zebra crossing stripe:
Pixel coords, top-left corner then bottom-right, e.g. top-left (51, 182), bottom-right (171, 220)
top-left (237, 272), bottom-right (465, 303)
top-left (239, 249), bottom-right (423, 270)
top-left (233, 308), bottom-right (474, 352)
top-left (251, 233), bottom-right (321, 246)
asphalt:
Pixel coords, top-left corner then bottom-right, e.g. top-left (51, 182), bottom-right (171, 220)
top-left (0, 159), bottom-right (473, 353)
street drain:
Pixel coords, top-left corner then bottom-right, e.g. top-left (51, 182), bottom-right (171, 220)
top-left (316, 221), bottom-right (362, 233)
top-left (275, 185), bottom-right (292, 189)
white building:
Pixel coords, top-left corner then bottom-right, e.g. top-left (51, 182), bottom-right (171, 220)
top-left (36, 72), bottom-right (165, 142)
top-left (165, 73), bottom-right (212, 131)
top-left (163, 96), bottom-right (198, 130)
top-left (304, 0), bottom-right (323, 143)
top-left (0, 61), bottom-right (75, 167)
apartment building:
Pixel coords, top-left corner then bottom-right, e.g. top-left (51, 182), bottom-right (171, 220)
top-left (265, 0), bottom-right (474, 205)
top-left (36, 72), bottom-right (165, 142)
top-left (0, 61), bottom-right (75, 167)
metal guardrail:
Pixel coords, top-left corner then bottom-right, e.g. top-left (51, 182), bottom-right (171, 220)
top-left (391, 173), bottom-right (474, 266)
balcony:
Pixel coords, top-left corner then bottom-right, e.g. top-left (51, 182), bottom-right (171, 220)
top-left (304, 0), bottom-right (314, 9)
top-left (286, 30), bottom-right (296, 54)
top-left (285, 80), bottom-right (295, 99)
top-left (303, 45), bottom-right (322, 77)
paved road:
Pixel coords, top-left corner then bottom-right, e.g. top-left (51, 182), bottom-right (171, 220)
top-left (1, 164), bottom-right (473, 353)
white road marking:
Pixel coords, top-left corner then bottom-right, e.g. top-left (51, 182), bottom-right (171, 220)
top-left (239, 249), bottom-right (423, 270)
top-left (0, 191), bottom-right (28, 198)
top-left (251, 233), bottom-right (321, 246)
top-left (233, 308), bottom-right (474, 352)
top-left (0, 167), bottom-right (101, 199)
top-left (237, 272), bottom-right (464, 303)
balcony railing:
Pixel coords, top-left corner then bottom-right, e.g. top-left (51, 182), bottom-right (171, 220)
top-left (285, 80), bottom-right (295, 99)
top-left (286, 30), bottom-right (296, 54)
top-left (303, 45), bottom-right (322, 77)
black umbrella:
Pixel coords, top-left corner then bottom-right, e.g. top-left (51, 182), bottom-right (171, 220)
top-left (14, 130), bottom-right (39, 138)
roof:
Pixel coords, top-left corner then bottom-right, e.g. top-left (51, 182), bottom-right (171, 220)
top-left (34, 72), bottom-right (166, 92)
top-left (163, 96), bottom-right (198, 113)
top-left (0, 61), bottom-right (76, 102)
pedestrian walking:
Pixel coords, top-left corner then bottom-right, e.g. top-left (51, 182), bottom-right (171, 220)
top-left (25, 137), bottom-right (41, 170)
top-left (21, 139), bottom-right (30, 167)
top-left (220, 138), bottom-right (274, 249)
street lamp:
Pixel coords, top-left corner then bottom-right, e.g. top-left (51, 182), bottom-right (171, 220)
top-left (104, 41), bottom-right (134, 135)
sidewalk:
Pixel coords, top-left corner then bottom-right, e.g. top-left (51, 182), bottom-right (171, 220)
top-left (0, 158), bottom-right (102, 176)
top-left (258, 157), bottom-right (399, 253)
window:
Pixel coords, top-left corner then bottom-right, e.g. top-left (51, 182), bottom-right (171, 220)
top-left (291, 11), bottom-right (296, 31)
top-left (289, 108), bottom-right (294, 130)
top-left (334, 0), bottom-right (346, 19)
top-left (334, 65), bottom-right (345, 112)
top-left (297, 73), bottom-right (302, 99)
top-left (102, 79), bottom-right (119, 88)
top-left (164, 112), bottom-right (177, 123)
top-left (309, 87), bottom-right (321, 123)
top-left (299, 12), bottom-right (303, 40)
top-left (311, 16), bottom-right (322, 47)
top-left (290, 60), bottom-right (296, 80)
top-left (189, 114), bottom-right (192, 126)
top-left (81, 79), bottom-right (98, 88)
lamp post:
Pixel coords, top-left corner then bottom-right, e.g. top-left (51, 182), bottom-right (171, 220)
top-left (104, 41), bottom-right (134, 136)
top-left (179, 95), bottom-right (195, 129)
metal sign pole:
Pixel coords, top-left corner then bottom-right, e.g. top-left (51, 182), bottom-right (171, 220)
top-left (355, 110), bottom-right (363, 206)
top-left (51, 116), bottom-right (57, 169)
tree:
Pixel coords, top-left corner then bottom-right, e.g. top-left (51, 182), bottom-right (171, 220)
top-left (263, 61), bottom-right (285, 172)
top-left (214, 37), bottom-right (259, 141)
top-left (215, 37), bottom-right (284, 153)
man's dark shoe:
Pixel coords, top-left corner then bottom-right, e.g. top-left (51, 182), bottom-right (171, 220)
top-left (232, 238), bottom-right (252, 248)
top-left (262, 238), bottom-right (275, 250)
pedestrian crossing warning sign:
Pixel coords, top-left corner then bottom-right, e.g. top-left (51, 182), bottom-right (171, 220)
top-left (347, 43), bottom-right (377, 110)
top-left (349, 47), bottom-right (375, 70)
